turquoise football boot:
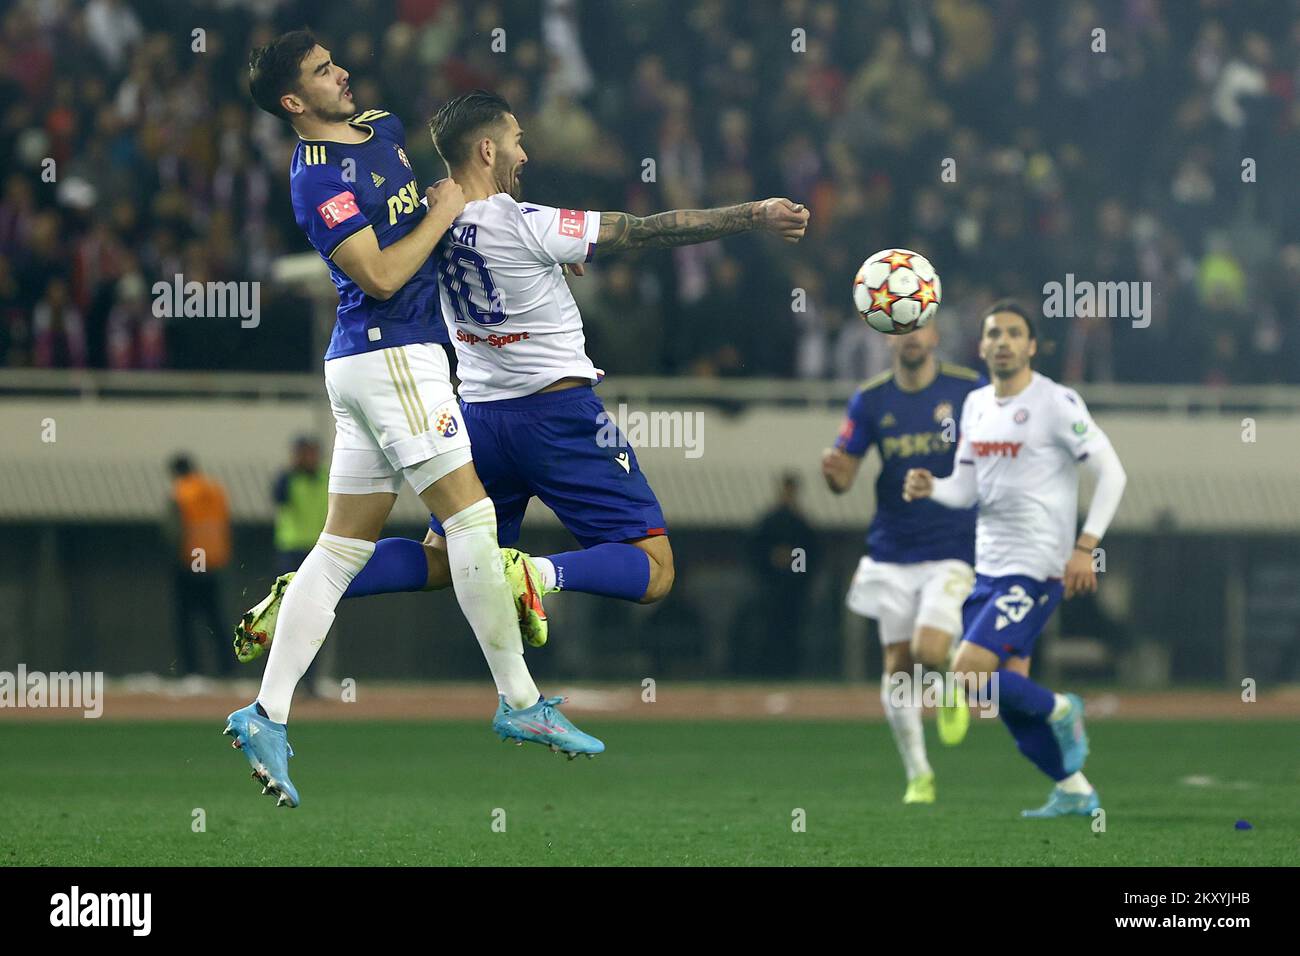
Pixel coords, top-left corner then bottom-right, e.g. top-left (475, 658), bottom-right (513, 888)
top-left (1048, 692), bottom-right (1089, 774)
top-left (493, 695), bottom-right (605, 758)
top-left (223, 702), bottom-right (300, 808)
top-left (1021, 786), bottom-right (1100, 818)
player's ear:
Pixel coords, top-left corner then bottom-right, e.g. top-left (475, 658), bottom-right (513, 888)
top-left (281, 92), bottom-right (303, 118)
top-left (478, 135), bottom-right (494, 167)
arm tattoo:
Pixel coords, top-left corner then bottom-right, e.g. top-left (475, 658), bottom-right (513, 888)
top-left (596, 203), bottom-right (756, 255)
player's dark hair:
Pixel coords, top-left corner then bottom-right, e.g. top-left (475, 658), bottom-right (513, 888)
top-left (248, 29), bottom-right (319, 121)
top-left (169, 454), bottom-right (194, 477)
top-left (428, 90), bottom-right (513, 170)
top-left (981, 299), bottom-right (1036, 340)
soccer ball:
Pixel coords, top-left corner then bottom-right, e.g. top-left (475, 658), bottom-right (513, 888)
top-left (852, 248), bottom-right (942, 334)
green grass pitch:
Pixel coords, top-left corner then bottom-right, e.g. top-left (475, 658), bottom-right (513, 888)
top-left (1, 719), bottom-right (1293, 865)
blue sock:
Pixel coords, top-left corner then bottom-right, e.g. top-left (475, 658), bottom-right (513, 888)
top-left (995, 669), bottom-right (1055, 718)
top-left (548, 543), bottom-right (651, 602)
top-left (342, 538), bottom-right (429, 598)
top-left (1000, 709), bottom-right (1067, 780)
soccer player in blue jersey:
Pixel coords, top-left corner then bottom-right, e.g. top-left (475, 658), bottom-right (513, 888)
top-left (223, 32), bottom-right (602, 808)
top-left (822, 320), bottom-right (984, 804)
top-left (904, 302), bottom-right (1127, 817)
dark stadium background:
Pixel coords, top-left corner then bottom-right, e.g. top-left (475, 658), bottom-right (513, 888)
top-left (1, 0), bottom-right (1298, 689)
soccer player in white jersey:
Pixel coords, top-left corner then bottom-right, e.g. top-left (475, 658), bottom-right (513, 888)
top-left (903, 302), bottom-right (1127, 817)
top-left (225, 33), bottom-right (602, 809)
top-left (409, 90), bottom-right (807, 624)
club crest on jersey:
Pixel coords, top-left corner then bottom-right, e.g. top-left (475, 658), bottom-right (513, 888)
top-left (1014, 408), bottom-right (1030, 424)
top-left (395, 146), bottom-right (411, 169)
top-left (933, 402), bottom-right (953, 424)
top-left (435, 410), bottom-right (459, 438)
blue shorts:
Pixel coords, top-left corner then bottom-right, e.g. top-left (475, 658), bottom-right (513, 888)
top-left (961, 573), bottom-right (1064, 662)
top-left (428, 386), bottom-right (668, 549)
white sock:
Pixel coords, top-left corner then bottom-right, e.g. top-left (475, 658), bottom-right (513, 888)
top-left (444, 499), bottom-right (539, 709)
top-left (1058, 771), bottom-right (1093, 794)
top-left (533, 556), bottom-right (558, 591)
top-left (257, 533), bottom-right (374, 724)
top-left (1050, 693), bottom-right (1072, 721)
top-left (881, 675), bottom-right (931, 780)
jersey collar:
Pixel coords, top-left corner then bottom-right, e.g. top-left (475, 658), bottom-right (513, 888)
top-left (296, 120), bottom-right (375, 146)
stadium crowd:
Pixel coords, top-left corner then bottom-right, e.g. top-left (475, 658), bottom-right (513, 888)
top-left (2, 0), bottom-right (1298, 384)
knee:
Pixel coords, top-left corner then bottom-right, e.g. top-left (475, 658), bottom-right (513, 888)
top-left (639, 550), bottom-right (675, 604)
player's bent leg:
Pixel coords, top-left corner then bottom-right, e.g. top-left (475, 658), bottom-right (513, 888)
top-left (532, 541), bottom-right (656, 602)
top-left (631, 534), bottom-right (674, 604)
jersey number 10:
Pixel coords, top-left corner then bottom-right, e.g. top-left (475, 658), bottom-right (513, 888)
top-left (439, 247), bottom-right (508, 328)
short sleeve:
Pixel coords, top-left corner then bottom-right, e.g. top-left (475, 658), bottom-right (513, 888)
top-left (1051, 385), bottom-right (1101, 460)
top-left (293, 166), bottom-right (371, 259)
top-left (834, 389), bottom-right (875, 456)
top-left (516, 203), bottom-right (601, 265)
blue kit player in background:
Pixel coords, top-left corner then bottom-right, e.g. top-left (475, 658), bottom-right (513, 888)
top-left (904, 302), bottom-right (1127, 818)
top-left (822, 319), bottom-right (984, 805)
top-left (227, 32), bottom-right (603, 810)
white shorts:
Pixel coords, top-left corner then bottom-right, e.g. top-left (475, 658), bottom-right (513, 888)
top-left (846, 557), bottom-right (975, 646)
top-left (324, 342), bottom-right (473, 495)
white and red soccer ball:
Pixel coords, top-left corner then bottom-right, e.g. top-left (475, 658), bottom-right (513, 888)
top-left (852, 248), bottom-right (942, 334)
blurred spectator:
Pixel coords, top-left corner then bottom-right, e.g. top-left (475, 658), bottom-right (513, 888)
top-left (31, 277), bottom-right (85, 368)
top-left (272, 436), bottom-right (329, 575)
top-left (165, 453), bottom-right (233, 677)
top-left (745, 472), bottom-right (816, 676)
top-left (0, 0), bottom-right (1295, 386)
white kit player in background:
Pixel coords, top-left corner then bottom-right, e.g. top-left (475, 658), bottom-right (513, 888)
top-left (904, 302), bottom-right (1127, 818)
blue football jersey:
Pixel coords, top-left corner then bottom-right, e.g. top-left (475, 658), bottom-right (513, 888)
top-left (834, 363), bottom-right (985, 564)
top-left (289, 109), bottom-right (447, 360)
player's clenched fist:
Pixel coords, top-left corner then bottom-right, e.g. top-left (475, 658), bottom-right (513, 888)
top-left (755, 198), bottom-right (810, 242)
top-left (427, 179), bottom-right (466, 218)
top-left (902, 467), bottom-right (933, 502)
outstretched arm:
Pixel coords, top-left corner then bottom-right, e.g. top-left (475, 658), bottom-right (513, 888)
top-left (595, 198), bottom-right (808, 255)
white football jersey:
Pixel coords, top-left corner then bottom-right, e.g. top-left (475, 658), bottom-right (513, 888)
top-left (435, 193), bottom-right (603, 401)
top-left (955, 372), bottom-right (1113, 580)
